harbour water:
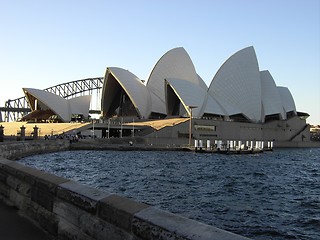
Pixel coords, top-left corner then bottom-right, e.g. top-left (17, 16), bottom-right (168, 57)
top-left (20, 148), bottom-right (320, 240)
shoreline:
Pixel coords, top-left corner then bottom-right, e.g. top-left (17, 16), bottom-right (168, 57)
top-left (69, 138), bottom-right (320, 151)
top-left (1, 138), bottom-right (319, 159)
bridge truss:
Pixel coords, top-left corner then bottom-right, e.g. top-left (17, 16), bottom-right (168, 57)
top-left (0, 77), bottom-right (104, 122)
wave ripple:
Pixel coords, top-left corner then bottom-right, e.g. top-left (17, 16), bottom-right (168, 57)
top-left (20, 148), bottom-right (320, 240)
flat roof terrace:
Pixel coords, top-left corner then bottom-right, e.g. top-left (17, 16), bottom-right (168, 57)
top-left (125, 118), bottom-right (189, 130)
top-left (0, 122), bottom-right (90, 136)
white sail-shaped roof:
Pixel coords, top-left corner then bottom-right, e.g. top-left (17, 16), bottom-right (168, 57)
top-left (101, 67), bottom-right (151, 118)
top-left (278, 86), bottom-right (296, 114)
top-left (149, 91), bottom-right (165, 115)
top-left (147, 47), bottom-right (207, 115)
top-left (260, 70), bottom-right (286, 121)
top-left (23, 88), bottom-right (70, 122)
top-left (197, 74), bottom-right (209, 91)
top-left (23, 88), bottom-right (91, 122)
top-left (165, 78), bottom-right (207, 118)
top-left (200, 94), bottom-right (228, 117)
top-left (69, 95), bottom-right (92, 118)
top-left (97, 46), bottom-right (300, 122)
top-left (208, 46), bottom-right (262, 122)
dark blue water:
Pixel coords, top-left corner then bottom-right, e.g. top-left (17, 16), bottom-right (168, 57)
top-left (20, 148), bottom-right (320, 240)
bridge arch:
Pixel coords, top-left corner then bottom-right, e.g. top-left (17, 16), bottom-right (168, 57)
top-left (0, 77), bottom-right (103, 122)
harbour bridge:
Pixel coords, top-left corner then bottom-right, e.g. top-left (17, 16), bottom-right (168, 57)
top-left (0, 77), bottom-right (103, 122)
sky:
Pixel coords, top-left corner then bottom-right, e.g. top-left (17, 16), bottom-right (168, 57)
top-left (0, 0), bottom-right (319, 124)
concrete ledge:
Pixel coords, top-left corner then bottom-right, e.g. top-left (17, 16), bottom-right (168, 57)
top-left (79, 213), bottom-right (136, 240)
top-left (6, 175), bottom-right (31, 197)
top-left (274, 140), bottom-right (320, 148)
top-left (0, 140), bottom-right (70, 160)
top-left (133, 207), bottom-right (251, 240)
top-left (98, 194), bottom-right (150, 232)
top-left (58, 217), bottom-right (95, 240)
top-left (57, 181), bottom-right (111, 213)
top-left (30, 172), bottom-right (68, 211)
top-left (3, 161), bottom-right (69, 211)
top-left (0, 181), bottom-right (10, 199)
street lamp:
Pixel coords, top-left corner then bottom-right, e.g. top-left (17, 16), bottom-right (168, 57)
top-left (188, 106), bottom-right (197, 147)
top-left (92, 118), bottom-right (97, 139)
top-left (120, 117), bottom-right (123, 138)
top-left (132, 118), bottom-right (135, 138)
top-left (92, 119), bottom-right (95, 139)
top-left (107, 118), bottom-right (110, 138)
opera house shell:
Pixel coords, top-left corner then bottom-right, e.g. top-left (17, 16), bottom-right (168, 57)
top-left (22, 88), bottom-right (91, 122)
top-left (101, 46), bottom-right (299, 123)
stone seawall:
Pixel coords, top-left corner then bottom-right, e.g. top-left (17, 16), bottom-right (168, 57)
top-left (0, 140), bottom-right (70, 160)
top-left (0, 141), bottom-right (250, 240)
top-left (274, 140), bottom-right (320, 148)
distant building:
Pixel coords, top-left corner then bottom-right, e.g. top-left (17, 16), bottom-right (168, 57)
top-left (310, 125), bottom-right (320, 141)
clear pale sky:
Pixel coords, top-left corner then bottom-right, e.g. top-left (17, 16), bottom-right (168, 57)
top-left (0, 0), bottom-right (319, 124)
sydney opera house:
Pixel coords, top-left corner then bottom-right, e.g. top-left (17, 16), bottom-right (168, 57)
top-left (101, 46), bottom-right (299, 123)
top-left (20, 46), bottom-right (310, 144)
